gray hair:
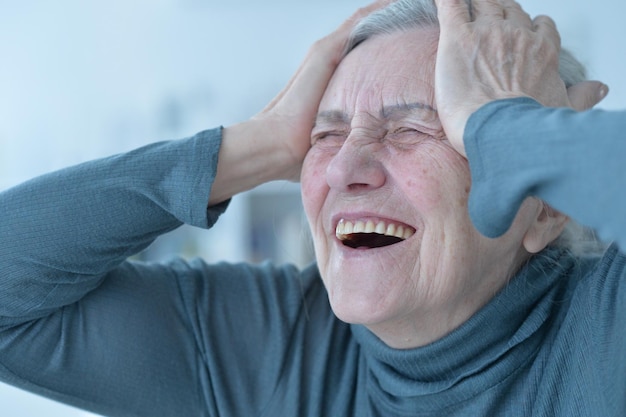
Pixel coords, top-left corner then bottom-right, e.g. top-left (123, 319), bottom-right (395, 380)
top-left (347, 0), bottom-right (585, 86)
top-left (345, 0), bottom-right (604, 255)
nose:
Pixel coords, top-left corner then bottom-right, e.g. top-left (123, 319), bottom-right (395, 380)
top-left (325, 136), bottom-right (386, 192)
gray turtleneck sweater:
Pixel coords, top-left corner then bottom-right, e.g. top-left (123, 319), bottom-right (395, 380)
top-left (0, 98), bottom-right (624, 416)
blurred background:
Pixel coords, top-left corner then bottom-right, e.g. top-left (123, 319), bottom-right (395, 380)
top-left (1, 0), bottom-right (624, 415)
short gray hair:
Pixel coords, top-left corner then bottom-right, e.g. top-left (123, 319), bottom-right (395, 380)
top-left (345, 0), bottom-right (604, 255)
top-left (347, 0), bottom-right (585, 87)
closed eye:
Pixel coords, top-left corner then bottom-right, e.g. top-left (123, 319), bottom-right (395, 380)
top-left (311, 131), bottom-right (347, 146)
top-left (391, 127), bottom-right (418, 134)
top-left (386, 127), bottom-right (427, 143)
top-left (387, 124), bottom-right (447, 143)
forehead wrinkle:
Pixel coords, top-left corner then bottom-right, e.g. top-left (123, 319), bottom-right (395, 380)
top-left (314, 102), bottom-right (438, 128)
top-left (381, 102), bottom-right (437, 120)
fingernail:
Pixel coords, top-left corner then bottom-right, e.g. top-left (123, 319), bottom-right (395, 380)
top-left (598, 84), bottom-right (609, 100)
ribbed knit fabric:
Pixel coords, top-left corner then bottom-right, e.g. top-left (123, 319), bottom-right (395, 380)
top-left (465, 97), bottom-right (626, 249)
top-left (1, 100), bottom-right (625, 416)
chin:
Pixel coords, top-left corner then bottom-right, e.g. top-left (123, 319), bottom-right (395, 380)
top-left (325, 285), bottom-right (401, 326)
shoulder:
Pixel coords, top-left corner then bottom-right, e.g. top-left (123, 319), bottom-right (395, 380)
top-left (161, 258), bottom-right (327, 318)
top-left (168, 257), bottom-right (322, 292)
top-left (562, 244), bottom-right (626, 330)
top-left (574, 244), bottom-right (626, 297)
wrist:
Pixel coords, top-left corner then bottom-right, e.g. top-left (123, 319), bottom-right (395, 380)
top-left (209, 119), bottom-right (301, 205)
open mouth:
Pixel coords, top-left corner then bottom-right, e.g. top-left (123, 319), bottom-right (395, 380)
top-left (335, 219), bottom-right (415, 249)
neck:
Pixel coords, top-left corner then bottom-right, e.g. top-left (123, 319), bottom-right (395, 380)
top-left (366, 250), bottom-right (533, 349)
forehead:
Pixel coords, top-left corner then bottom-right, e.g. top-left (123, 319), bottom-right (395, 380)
top-left (319, 27), bottom-right (439, 118)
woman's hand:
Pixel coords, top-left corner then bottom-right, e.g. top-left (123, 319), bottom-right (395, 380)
top-left (253, 0), bottom-right (395, 180)
top-left (210, 0), bottom-right (393, 205)
top-left (433, 0), bottom-right (606, 157)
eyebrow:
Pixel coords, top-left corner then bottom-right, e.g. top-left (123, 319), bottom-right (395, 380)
top-left (314, 110), bottom-right (350, 127)
top-left (381, 102), bottom-right (437, 118)
top-left (314, 102), bottom-right (437, 127)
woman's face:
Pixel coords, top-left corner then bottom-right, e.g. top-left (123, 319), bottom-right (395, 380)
top-left (300, 28), bottom-right (541, 348)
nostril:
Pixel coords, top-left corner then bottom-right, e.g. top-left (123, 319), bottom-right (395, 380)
top-left (347, 182), bottom-right (372, 191)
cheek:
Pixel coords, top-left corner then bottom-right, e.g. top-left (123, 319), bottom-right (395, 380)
top-left (400, 145), bottom-right (471, 214)
top-left (402, 171), bottom-right (443, 213)
top-left (301, 152), bottom-right (334, 271)
top-left (300, 152), bottom-right (329, 224)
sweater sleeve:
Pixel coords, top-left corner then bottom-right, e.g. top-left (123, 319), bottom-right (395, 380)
top-left (0, 128), bottom-right (230, 416)
top-left (464, 97), bottom-right (626, 249)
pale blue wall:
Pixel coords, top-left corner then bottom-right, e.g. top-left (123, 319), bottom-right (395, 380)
top-left (1, 1), bottom-right (624, 415)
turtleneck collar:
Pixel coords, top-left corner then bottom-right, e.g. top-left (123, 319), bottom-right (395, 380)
top-left (350, 248), bottom-right (577, 413)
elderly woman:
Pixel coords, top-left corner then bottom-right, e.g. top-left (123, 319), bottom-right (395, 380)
top-left (0, 0), bottom-right (624, 416)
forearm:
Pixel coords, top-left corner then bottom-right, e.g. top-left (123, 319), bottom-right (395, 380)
top-left (210, 119), bottom-right (301, 205)
top-left (0, 128), bottom-right (226, 325)
top-left (465, 98), bottom-right (626, 247)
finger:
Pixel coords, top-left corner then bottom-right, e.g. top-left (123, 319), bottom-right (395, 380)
top-left (323, 0), bottom-right (395, 62)
top-left (567, 81), bottom-right (609, 111)
top-left (264, 0), bottom-right (393, 111)
top-left (472, 0), bottom-right (505, 21)
top-left (434, 0), bottom-right (472, 25)
top-left (533, 15), bottom-right (561, 48)
top-left (500, 0), bottom-right (533, 28)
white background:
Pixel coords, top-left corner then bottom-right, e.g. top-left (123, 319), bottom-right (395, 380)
top-left (1, 0), bottom-right (624, 415)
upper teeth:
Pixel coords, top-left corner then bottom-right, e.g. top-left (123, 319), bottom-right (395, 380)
top-left (336, 219), bottom-right (415, 240)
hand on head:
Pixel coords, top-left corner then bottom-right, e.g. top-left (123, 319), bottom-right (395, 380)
top-left (214, 1), bottom-right (395, 204)
top-left (433, 0), bottom-right (607, 157)
top-left (252, 0), bottom-right (394, 181)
